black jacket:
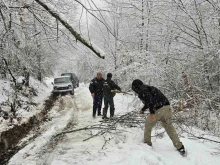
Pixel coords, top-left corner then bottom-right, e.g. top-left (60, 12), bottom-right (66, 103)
top-left (132, 79), bottom-right (170, 114)
top-left (89, 77), bottom-right (105, 96)
top-left (103, 78), bottom-right (121, 97)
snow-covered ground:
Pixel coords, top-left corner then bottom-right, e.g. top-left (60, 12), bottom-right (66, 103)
top-left (0, 77), bottom-right (53, 132)
top-left (8, 94), bottom-right (77, 165)
top-left (8, 84), bottom-right (220, 165)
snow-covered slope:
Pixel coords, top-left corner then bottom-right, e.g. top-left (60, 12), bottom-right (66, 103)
top-left (0, 77), bottom-right (53, 132)
top-left (8, 84), bottom-right (220, 165)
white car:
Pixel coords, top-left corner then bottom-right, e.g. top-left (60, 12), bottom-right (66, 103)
top-left (52, 76), bottom-right (74, 95)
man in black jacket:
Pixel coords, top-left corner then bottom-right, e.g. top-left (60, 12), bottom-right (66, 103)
top-left (102, 73), bottom-right (121, 119)
top-left (89, 72), bottom-right (105, 117)
top-left (132, 79), bottom-right (186, 156)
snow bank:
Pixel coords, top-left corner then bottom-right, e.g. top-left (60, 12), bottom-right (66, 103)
top-left (8, 95), bottom-right (77, 165)
top-left (30, 77), bottom-right (53, 103)
top-left (0, 77), bottom-right (53, 133)
top-left (74, 83), bottom-right (93, 111)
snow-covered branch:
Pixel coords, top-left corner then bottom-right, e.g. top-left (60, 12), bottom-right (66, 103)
top-left (34, 0), bottom-right (105, 59)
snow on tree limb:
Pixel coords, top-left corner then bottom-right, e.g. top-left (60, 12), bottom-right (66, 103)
top-left (34, 0), bottom-right (105, 59)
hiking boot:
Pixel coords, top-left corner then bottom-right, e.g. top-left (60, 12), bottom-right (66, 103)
top-left (98, 110), bottom-right (102, 116)
top-left (102, 116), bottom-right (109, 120)
top-left (177, 145), bottom-right (186, 155)
top-left (92, 114), bottom-right (96, 118)
top-left (144, 142), bottom-right (152, 147)
top-left (110, 115), bottom-right (117, 120)
top-left (102, 108), bottom-right (107, 117)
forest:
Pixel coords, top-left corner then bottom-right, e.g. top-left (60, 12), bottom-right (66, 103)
top-left (0, 0), bottom-right (220, 160)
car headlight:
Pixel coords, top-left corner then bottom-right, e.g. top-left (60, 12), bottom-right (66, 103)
top-left (54, 86), bottom-right (57, 90)
top-left (68, 85), bottom-right (72, 89)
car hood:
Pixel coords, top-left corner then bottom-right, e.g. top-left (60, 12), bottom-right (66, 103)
top-left (54, 82), bottom-right (72, 87)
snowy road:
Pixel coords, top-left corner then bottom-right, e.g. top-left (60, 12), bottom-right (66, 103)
top-left (8, 84), bottom-right (220, 165)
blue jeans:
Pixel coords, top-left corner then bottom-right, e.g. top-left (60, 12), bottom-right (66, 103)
top-left (93, 95), bottom-right (103, 115)
top-left (103, 96), bottom-right (115, 117)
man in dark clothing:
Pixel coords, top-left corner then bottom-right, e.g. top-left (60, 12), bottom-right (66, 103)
top-left (132, 79), bottom-right (186, 156)
top-left (102, 73), bottom-right (121, 119)
top-left (89, 72), bottom-right (105, 117)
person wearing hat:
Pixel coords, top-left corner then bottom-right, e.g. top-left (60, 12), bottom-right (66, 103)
top-left (102, 73), bottom-right (121, 119)
top-left (131, 79), bottom-right (186, 156)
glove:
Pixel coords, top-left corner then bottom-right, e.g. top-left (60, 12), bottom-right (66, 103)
top-left (149, 114), bottom-right (156, 121)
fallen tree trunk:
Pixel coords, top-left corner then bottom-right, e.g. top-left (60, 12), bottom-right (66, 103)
top-left (34, 0), bottom-right (105, 59)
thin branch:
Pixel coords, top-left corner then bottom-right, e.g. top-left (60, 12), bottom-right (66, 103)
top-left (183, 128), bottom-right (220, 143)
top-left (0, 9), bottom-right (8, 32)
top-left (74, 0), bottom-right (114, 37)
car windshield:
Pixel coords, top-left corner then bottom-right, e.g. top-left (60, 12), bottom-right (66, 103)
top-left (54, 77), bottom-right (70, 84)
top-left (61, 73), bottom-right (71, 77)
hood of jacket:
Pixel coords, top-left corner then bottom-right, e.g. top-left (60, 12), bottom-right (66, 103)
top-left (132, 79), bottom-right (143, 94)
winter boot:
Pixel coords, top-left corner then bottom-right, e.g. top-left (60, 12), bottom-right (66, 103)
top-left (110, 108), bottom-right (115, 118)
top-left (144, 141), bottom-right (152, 147)
top-left (102, 116), bottom-right (109, 120)
top-left (177, 145), bottom-right (186, 156)
top-left (98, 110), bottom-right (102, 116)
top-left (92, 109), bottom-right (96, 118)
top-left (102, 108), bottom-right (107, 116)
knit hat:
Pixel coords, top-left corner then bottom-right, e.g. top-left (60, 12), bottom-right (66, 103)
top-left (107, 73), bottom-right (112, 78)
top-left (132, 79), bottom-right (143, 93)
